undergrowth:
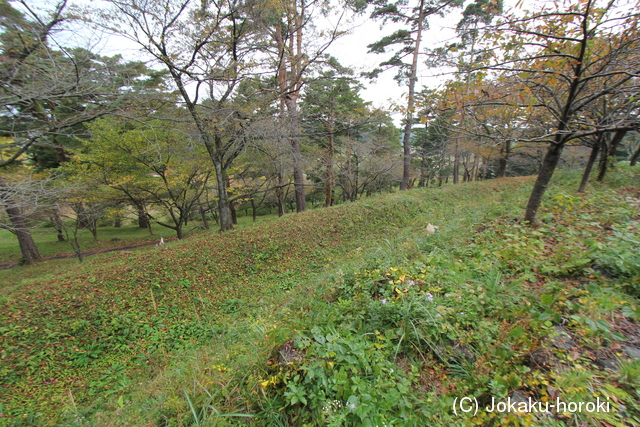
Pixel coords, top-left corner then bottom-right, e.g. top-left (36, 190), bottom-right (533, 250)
top-left (1, 166), bottom-right (639, 427)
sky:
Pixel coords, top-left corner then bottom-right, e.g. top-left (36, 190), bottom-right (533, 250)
top-left (324, 11), bottom-right (463, 123)
top-left (35, 0), bottom-right (469, 124)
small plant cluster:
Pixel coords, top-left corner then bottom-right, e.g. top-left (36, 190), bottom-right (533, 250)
top-left (256, 174), bottom-right (640, 426)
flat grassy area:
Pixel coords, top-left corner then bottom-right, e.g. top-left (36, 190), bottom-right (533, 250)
top-left (0, 214), bottom-right (280, 267)
top-left (1, 169), bottom-right (639, 427)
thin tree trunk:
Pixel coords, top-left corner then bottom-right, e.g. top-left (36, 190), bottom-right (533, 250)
top-left (596, 135), bottom-right (610, 182)
top-left (524, 142), bottom-right (564, 225)
top-left (418, 145), bottom-right (427, 187)
top-left (400, 0), bottom-right (426, 190)
top-left (578, 136), bottom-right (602, 192)
top-left (214, 162), bottom-right (234, 231)
top-left (251, 198), bottom-right (257, 222)
top-left (470, 155), bottom-right (476, 182)
top-left (52, 209), bottom-right (65, 242)
top-left (69, 234), bottom-right (84, 263)
top-left (498, 139), bottom-right (511, 178)
top-left (284, 97), bottom-right (307, 212)
top-left (630, 144), bottom-right (640, 166)
top-left (199, 204), bottom-right (210, 230)
top-left (325, 132), bottom-right (335, 207)
top-left (453, 140), bottom-right (460, 184)
top-left (605, 129), bottom-right (627, 170)
top-left (481, 156), bottom-right (488, 180)
top-left (230, 200), bottom-right (237, 225)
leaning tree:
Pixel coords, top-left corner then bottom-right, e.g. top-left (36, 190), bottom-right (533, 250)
top-left (479, 0), bottom-right (640, 225)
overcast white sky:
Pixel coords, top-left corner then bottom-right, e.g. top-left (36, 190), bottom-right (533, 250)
top-left (39, 0), bottom-right (469, 124)
top-left (325, 11), bottom-right (463, 122)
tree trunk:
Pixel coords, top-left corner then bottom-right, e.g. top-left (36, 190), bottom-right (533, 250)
top-left (607, 129), bottom-right (627, 167)
top-left (578, 136), bottom-right (602, 193)
top-left (481, 156), bottom-right (488, 180)
top-left (453, 140), bottom-right (460, 184)
top-left (230, 200), bottom-right (237, 225)
top-left (418, 145), bottom-right (428, 187)
top-left (498, 139), bottom-right (511, 178)
top-left (524, 142), bottom-right (565, 225)
top-left (10, 211), bottom-right (42, 264)
top-left (630, 144), bottom-right (640, 166)
top-left (400, 0), bottom-right (426, 190)
top-left (596, 135), bottom-right (610, 182)
top-left (0, 180), bottom-right (42, 264)
top-left (114, 215), bottom-right (122, 228)
top-left (69, 234), bottom-right (84, 263)
top-left (324, 132), bottom-right (335, 207)
top-left (52, 209), bottom-right (66, 242)
top-left (284, 97), bottom-right (307, 213)
top-left (137, 206), bottom-right (149, 229)
top-left (214, 162), bottom-right (234, 231)
top-left (251, 198), bottom-right (257, 222)
top-left (199, 204), bottom-right (210, 230)
top-left (471, 154), bottom-right (480, 181)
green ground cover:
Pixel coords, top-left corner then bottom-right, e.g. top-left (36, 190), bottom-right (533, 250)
top-left (0, 214), bottom-right (279, 265)
top-left (1, 168), bottom-right (639, 427)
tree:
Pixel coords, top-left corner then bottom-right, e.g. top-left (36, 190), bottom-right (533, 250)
top-left (334, 110), bottom-right (400, 201)
top-left (0, 0), bottom-right (161, 168)
top-left (366, 0), bottom-right (461, 190)
top-left (261, 0), bottom-right (351, 212)
top-left (0, 0), bottom-right (162, 262)
top-left (68, 117), bottom-right (213, 239)
top-left (98, 0), bottom-right (267, 231)
top-left (480, 0), bottom-right (640, 224)
top-left (0, 173), bottom-right (43, 263)
top-left (301, 65), bottom-right (369, 206)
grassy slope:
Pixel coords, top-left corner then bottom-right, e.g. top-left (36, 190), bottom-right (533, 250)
top-left (1, 170), bottom-right (639, 426)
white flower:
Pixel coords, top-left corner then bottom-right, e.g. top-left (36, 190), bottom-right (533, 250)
top-left (381, 299), bottom-right (387, 305)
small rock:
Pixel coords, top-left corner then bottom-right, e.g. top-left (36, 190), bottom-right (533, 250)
top-left (595, 357), bottom-right (618, 371)
top-left (622, 345), bottom-right (640, 360)
top-left (511, 390), bottom-right (529, 405)
top-left (452, 342), bottom-right (475, 361)
top-left (595, 349), bottom-right (618, 371)
top-left (550, 326), bottom-right (575, 350)
top-left (426, 223), bottom-right (438, 235)
top-left (278, 340), bottom-right (304, 366)
top-left (526, 347), bottom-right (556, 371)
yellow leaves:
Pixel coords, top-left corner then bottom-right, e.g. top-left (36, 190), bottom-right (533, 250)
top-left (259, 375), bottom-right (281, 388)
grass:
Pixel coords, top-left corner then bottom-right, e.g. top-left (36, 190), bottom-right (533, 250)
top-left (0, 167), bottom-right (639, 426)
top-left (0, 213), bottom-right (282, 266)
